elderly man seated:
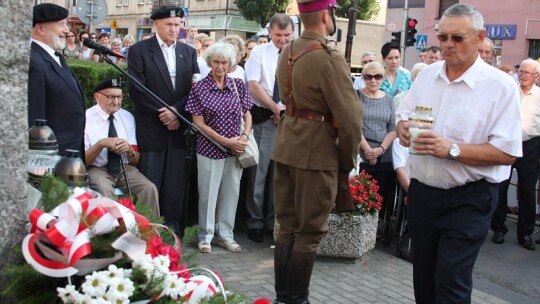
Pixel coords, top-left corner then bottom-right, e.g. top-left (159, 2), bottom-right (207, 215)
top-left (84, 77), bottom-right (160, 219)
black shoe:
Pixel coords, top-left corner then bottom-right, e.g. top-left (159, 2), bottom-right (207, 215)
top-left (518, 235), bottom-right (535, 251)
top-left (248, 228), bottom-right (264, 243)
top-left (492, 231), bottom-right (505, 244)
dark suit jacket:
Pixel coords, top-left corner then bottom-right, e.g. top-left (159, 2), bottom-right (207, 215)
top-left (28, 42), bottom-right (86, 158)
top-left (127, 36), bottom-right (199, 150)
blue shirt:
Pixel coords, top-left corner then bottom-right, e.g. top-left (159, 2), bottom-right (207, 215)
top-left (381, 68), bottom-right (412, 97)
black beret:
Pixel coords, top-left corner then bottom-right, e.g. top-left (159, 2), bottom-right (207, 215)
top-left (93, 77), bottom-right (125, 93)
top-left (150, 6), bottom-right (185, 20)
top-left (33, 3), bottom-right (69, 27)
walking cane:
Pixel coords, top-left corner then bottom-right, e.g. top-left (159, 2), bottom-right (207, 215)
top-left (120, 154), bottom-right (132, 197)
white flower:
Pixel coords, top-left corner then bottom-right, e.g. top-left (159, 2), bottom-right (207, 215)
top-left (79, 294), bottom-right (97, 304)
top-left (81, 271), bottom-right (109, 297)
top-left (162, 274), bottom-right (187, 300)
top-left (103, 264), bottom-right (127, 283)
top-left (57, 284), bottom-right (80, 303)
top-left (106, 277), bottom-right (135, 300)
top-left (153, 255), bottom-right (171, 273)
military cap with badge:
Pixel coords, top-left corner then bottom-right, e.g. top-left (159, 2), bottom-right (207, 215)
top-left (93, 77), bottom-right (125, 93)
top-left (150, 6), bottom-right (185, 20)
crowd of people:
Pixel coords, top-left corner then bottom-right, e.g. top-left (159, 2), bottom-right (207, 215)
top-left (28, 1), bottom-right (540, 304)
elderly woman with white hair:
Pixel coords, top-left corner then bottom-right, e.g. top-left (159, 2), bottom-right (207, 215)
top-left (358, 61), bottom-right (397, 210)
top-left (185, 42), bottom-right (253, 254)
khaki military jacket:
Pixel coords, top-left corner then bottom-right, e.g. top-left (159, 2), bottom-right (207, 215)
top-left (272, 31), bottom-right (363, 172)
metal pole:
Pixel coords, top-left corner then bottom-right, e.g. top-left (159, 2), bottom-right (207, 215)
top-left (401, 0), bottom-right (409, 67)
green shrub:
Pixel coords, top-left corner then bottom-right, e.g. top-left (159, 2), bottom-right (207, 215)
top-left (67, 58), bottom-right (133, 113)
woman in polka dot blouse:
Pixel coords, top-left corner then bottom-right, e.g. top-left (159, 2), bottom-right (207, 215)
top-left (186, 42), bottom-right (253, 254)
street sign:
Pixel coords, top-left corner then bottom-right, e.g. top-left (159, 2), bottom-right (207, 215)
top-left (387, 22), bottom-right (396, 32)
top-left (416, 34), bottom-right (427, 51)
top-left (75, 0), bottom-right (107, 26)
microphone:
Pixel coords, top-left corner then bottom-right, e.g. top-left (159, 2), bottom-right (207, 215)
top-left (83, 38), bottom-right (126, 58)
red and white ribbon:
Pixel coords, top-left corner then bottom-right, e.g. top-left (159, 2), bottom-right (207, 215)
top-left (22, 191), bottom-right (147, 277)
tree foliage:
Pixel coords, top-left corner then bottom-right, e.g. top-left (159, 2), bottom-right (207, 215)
top-left (336, 0), bottom-right (380, 21)
top-left (234, 0), bottom-right (290, 27)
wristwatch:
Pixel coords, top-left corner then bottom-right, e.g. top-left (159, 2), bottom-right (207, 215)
top-left (449, 143), bottom-right (460, 160)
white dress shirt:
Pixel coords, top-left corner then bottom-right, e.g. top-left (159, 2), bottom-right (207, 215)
top-left (84, 105), bottom-right (137, 167)
top-left (519, 84), bottom-right (540, 141)
top-left (245, 41), bottom-right (280, 107)
top-left (396, 56), bottom-right (522, 188)
top-left (156, 34), bottom-right (177, 89)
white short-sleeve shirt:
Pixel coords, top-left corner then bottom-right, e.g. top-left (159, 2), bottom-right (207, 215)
top-left (84, 105), bottom-right (137, 167)
top-left (244, 42), bottom-right (280, 106)
top-left (396, 56), bottom-right (522, 189)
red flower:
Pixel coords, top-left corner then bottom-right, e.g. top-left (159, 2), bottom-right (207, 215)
top-left (253, 298), bottom-right (272, 304)
top-left (347, 170), bottom-right (383, 215)
top-left (117, 197), bottom-right (136, 212)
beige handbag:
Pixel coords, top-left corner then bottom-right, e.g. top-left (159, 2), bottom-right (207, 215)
top-left (232, 79), bottom-right (259, 168)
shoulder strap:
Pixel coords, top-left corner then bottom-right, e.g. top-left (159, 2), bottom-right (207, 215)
top-left (286, 41), bottom-right (325, 108)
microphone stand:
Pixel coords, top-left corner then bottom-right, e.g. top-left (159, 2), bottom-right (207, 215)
top-left (101, 56), bottom-right (227, 238)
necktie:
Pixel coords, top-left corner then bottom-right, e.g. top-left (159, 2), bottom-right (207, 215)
top-left (54, 51), bottom-right (78, 89)
top-left (272, 50), bottom-right (282, 103)
top-left (107, 115), bottom-right (121, 178)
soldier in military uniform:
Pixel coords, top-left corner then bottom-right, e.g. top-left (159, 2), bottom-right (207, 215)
top-left (272, 0), bottom-right (363, 303)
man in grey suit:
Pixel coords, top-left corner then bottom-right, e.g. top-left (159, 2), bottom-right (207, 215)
top-left (128, 6), bottom-right (199, 233)
top-left (28, 3), bottom-right (86, 158)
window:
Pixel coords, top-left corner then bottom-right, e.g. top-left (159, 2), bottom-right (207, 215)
top-left (438, 0), bottom-right (458, 19)
top-left (116, 0), bottom-right (122, 6)
top-left (138, 0), bottom-right (145, 4)
top-left (529, 40), bottom-right (540, 60)
top-left (123, 0), bottom-right (129, 5)
top-left (147, 0), bottom-right (153, 4)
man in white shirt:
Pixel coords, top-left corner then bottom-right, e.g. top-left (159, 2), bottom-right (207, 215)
top-left (491, 58), bottom-right (540, 249)
top-left (396, 4), bottom-right (522, 303)
top-left (244, 13), bottom-right (294, 243)
top-left (478, 36), bottom-right (494, 65)
top-left (353, 51), bottom-right (377, 90)
top-left (85, 77), bottom-right (159, 220)
top-left (425, 45), bottom-right (442, 64)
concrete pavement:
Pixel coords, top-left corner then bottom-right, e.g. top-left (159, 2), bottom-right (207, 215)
top-left (188, 216), bottom-right (539, 303)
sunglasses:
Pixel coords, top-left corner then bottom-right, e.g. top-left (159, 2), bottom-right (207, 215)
top-left (436, 31), bottom-right (477, 43)
top-left (363, 74), bottom-right (384, 81)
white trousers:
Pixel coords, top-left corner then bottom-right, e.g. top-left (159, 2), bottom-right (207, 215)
top-left (197, 154), bottom-right (242, 243)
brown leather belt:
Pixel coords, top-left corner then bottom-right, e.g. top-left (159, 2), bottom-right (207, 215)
top-left (286, 106), bottom-right (333, 123)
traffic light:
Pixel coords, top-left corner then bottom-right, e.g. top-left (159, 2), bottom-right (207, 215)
top-left (391, 31), bottom-right (401, 46)
top-left (406, 18), bottom-right (418, 47)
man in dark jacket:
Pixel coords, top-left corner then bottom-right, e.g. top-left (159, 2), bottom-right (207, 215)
top-left (128, 5), bottom-right (199, 233)
top-left (28, 3), bottom-right (86, 159)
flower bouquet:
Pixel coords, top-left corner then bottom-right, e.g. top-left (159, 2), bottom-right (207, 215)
top-left (316, 170), bottom-right (383, 259)
top-left (3, 177), bottom-right (231, 303)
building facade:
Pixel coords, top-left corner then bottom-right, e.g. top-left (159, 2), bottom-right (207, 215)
top-left (386, 0), bottom-right (540, 69)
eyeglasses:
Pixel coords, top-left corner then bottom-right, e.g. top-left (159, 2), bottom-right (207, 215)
top-left (363, 74), bottom-right (384, 81)
top-left (518, 70), bottom-right (538, 76)
top-left (97, 92), bottom-right (123, 101)
top-left (436, 31), bottom-right (478, 43)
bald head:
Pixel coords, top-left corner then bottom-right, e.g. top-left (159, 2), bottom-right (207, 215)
top-left (478, 37), bottom-right (494, 64)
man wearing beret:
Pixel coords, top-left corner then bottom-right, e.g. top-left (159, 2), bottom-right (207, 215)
top-left (28, 3), bottom-right (86, 159)
top-left (85, 77), bottom-right (160, 220)
top-left (272, 0), bottom-right (363, 303)
top-left (128, 6), bottom-right (199, 234)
